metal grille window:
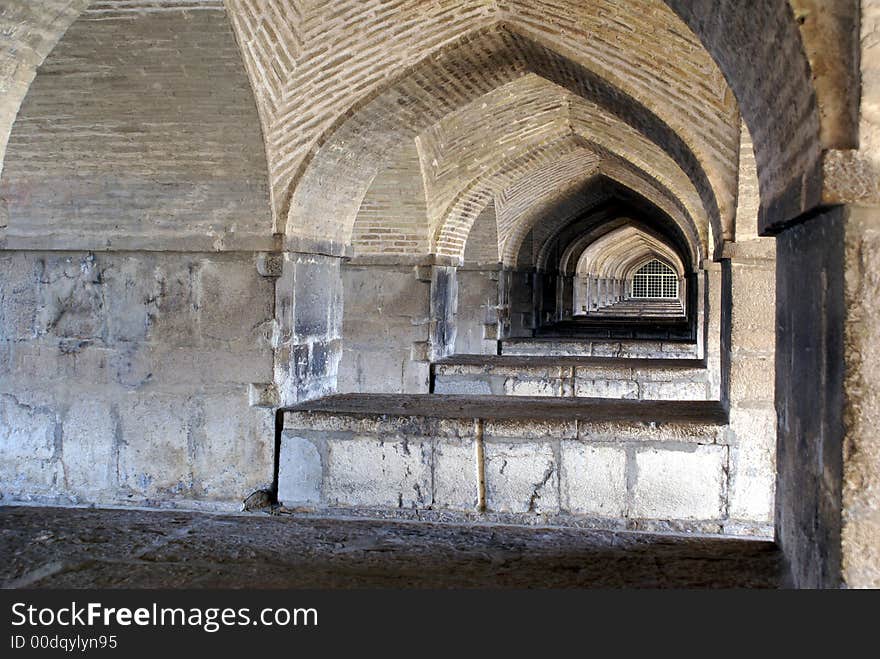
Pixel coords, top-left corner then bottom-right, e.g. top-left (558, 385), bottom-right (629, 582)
top-left (631, 259), bottom-right (678, 298)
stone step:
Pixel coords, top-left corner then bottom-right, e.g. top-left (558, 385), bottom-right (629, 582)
top-left (277, 394), bottom-right (752, 537)
top-left (501, 337), bottom-right (700, 358)
top-left (432, 355), bottom-right (712, 400)
top-left (586, 299), bottom-right (685, 318)
top-left (533, 318), bottom-right (693, 341)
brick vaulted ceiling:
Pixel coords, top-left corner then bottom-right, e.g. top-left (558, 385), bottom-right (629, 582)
top-left (227, 0), bottom-right (740, 260)
top-left (1, 0), bottom-right (832, 258)
top-left (221, 0), bottom-right (823, 261)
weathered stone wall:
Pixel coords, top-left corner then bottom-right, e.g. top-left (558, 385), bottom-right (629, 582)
top-left (336, 262), bottom-right (430, 394)
top-left (279, 408), bottom-right (748, 536)
top-left (434, 361), bottom-right (712, 401)
top-left (775, 208), bottom-right (845, 588)
top-left (841, 205), bottom-right (880, 588)
top-left (0, 250), bottom-right (275, 508)
top-left (0, 5), bottom-right (278, 510)
top-left (454, 268), bottom-right (500, 355)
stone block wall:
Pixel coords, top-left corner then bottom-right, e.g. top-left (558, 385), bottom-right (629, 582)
top-left (336, 262), bottom-right (431, 394)
top-left (0, 251), bottom-right (275, 508)
top-left (454, 267), bottom-right (499, 355)
top-left (279, 409), bottom-right (754, 536)
top-left (434, 361), bottom-right (712, 400)
top-left (502, 338), bottom-right (702, 359)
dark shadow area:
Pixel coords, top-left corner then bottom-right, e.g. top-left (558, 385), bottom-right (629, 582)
top-left (0, 507), bottom-right (781, 589)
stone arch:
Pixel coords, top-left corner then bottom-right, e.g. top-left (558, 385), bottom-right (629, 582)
top-left (283, 24), bottom-right (726, 255)
top-left (573, 224), bottom-right (686, 281)
top-left (430, 76), bottom-right (711, 260)
top-left (664, 0), bottom-right (824, 230)
top-left (3, 2), bottom-right (832, 240)
top-left (505, 170), bottom-right (701, 271)
top-left (226, 1), bottom-right (742, 232)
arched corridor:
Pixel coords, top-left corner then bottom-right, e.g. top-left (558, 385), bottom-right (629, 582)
top-left (0, 0), bottom-right (878, 589)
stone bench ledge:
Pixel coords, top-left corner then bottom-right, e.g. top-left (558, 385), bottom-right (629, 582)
top-left (282, 394), bottom-right (727, 425)
top-left (434, 354), bottom-right (706, 370)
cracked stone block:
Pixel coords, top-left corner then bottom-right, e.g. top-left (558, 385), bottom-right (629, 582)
top-left (503, 378), bottom-right (562, 396)
top-left (292, 258), bottom-right (338, 340)
top-left (574, 379), bottom-right (639, 399)
top-left (560, 442), bottom-right (627, 517)
top-left (278, 434), bottom-right (322, 505)
top-left (729, 354), bottom-right (775, 404)
top-left (199, 396), bottom-right (274, 497)
top-left (325, 438), bottom-right (431, 508)
top-left (0, 393), bottom-right (56, 462)
top-left (0, 392), bottom-right (59, 493)
top-left (727, 406), bottom-right (776, 522)
top-left (632, 446), bottom-right (725, 520)
top-left (484, 442), bottom-right (558, 514)
top-left (640, 380), bottom-right (709, 400)
top-left (433, 440), bottom-right (478, 510)
top-left (117, 396), bottom-right (192, 498)
top-left (61, 399), bottom-right (116, 496)
top-left (433, 377), bottom-right (492, 395)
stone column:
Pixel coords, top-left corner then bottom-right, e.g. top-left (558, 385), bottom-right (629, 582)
top-left (274, 252), bottom-right (344, 405)
top-left (723, 239), bottom-right (777, 536)
top-left (774, 205), bottom-right (880, 588)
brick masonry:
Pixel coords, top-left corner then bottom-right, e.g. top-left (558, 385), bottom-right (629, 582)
top-left (1, 3), bottom-right (271, 252)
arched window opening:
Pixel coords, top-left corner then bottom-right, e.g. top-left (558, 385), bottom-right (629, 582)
top-left (631, 259), bottom-right (678, 299)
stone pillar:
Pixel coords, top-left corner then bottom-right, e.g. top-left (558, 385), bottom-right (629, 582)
top-left (723, 239), bottom-right (777, 535)
top-left (583, 276), bottom-right (592, 314)
top-left (702, 262), bottom-right (723, 396)
top-left (336, 259), bottom-right (433, 393)
top-left (775, 207), bottom-right (845, 588)
top-left (430, 265), bottom-right (458, 360)
top-left (560, 274), bottom-right (574, 320)
top-left (455, 265), bottom-right (500, 355)
top-left (775, 205), bottom-right (880, 588)
top-left (840, 205), bottom-right (880, 588)
top-left (274, 252), bottom-right (343, 405)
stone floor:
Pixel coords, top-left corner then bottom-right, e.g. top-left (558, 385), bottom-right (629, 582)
top-left (0, 506), bottom-right (782, 588)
